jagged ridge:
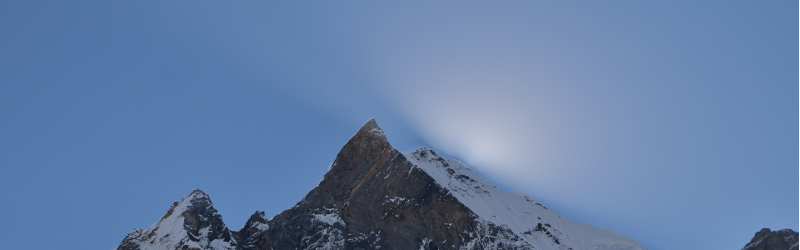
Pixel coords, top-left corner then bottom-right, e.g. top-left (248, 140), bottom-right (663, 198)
top-left (117, 119), bottom-right (647, 250)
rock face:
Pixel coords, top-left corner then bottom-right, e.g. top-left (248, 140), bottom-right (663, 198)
top-left (117, 119), bottom-right (647, 250)
top-left (742, 228), bottom-right (799, 250)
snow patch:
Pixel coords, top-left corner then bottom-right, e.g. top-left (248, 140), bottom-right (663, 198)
top-left (369, 127), bottom-right (385, 137)
top-left (312, 213), bottom-right (344, 226)
top-left (419, 238), bottom-right (432, 250)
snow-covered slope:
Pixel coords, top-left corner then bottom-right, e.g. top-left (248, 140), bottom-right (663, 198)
top-left (117, 189), bottom-right (236, 250)
top-left (404, 147), bottom-right (646, 250)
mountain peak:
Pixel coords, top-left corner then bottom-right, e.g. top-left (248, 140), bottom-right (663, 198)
top-left (743, 228), bottom-right (798, 250)
top-left (190, 188), bottom-right (206, 195)
top-left (164, 189), bottom-right (212, 216)
top-left (186, 188), bottom-right (209, 200)
top-left (322, 118), bottom-right (392, 180)
top-left (118, 119), bottom-right (648, 250)
top-left (352, 118), bottom-right (386, 141)
top-left (118, 189), bottom-right (235, 250)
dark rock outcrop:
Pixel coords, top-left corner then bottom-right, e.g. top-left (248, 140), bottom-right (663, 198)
top-left (742, 228), bottom-right (799, 250)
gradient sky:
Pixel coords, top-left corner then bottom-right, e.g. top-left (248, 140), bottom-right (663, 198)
top-left (0, 1), bottom-right (796, 250)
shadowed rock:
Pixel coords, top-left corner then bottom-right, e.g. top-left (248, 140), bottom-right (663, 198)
top-left (742, 228), bottom-right (799, 250)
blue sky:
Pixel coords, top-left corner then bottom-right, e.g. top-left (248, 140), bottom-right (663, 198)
top-left (0, 1), bottom-right (796, 250)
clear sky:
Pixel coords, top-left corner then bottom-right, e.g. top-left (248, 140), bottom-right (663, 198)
top-left (0, 1), bottom-right (796, 250)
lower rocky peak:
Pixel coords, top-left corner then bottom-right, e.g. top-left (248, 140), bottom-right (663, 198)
top-left (233, 211), bottom-right (270, 250)
top-left (117, 189), bottom-right (236, 250)
top-left (742, 228), bottom-right (799, 250)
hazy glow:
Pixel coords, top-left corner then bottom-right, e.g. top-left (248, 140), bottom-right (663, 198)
top-left (374, 54), bottom-right (558, 190)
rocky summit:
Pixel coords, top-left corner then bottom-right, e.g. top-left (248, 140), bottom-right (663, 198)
top-left (116, 119), bottom-right (647, 250)
top-left (741, 228), bottom-right (799, 250)
top-left (117, 189), bottom-right (236, 250)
